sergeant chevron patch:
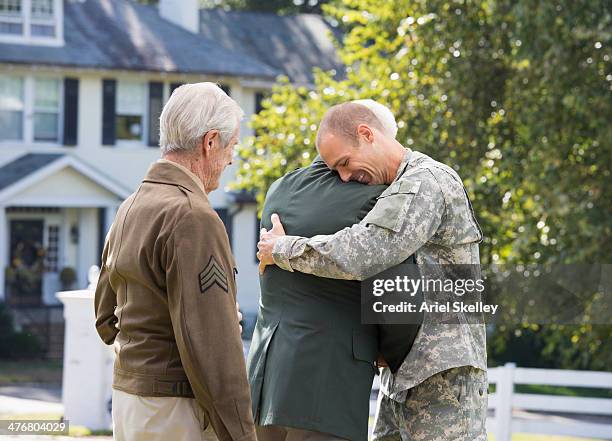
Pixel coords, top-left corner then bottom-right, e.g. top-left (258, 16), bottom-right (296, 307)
top-left (199, 256), bottom-right (228, 294)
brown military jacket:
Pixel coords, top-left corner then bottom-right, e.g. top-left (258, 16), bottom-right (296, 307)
top-left (94, 161), bottom-right (256, 441)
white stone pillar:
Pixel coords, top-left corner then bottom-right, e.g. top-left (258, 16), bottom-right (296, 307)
top-left (0, 206), bottom-right (6, 301)
top-left (77, 208), bottom-right (97, 288)
top-left (103, 205), bottom-right (117, 238)
top-left (57, 287), bottom-right (114, 430)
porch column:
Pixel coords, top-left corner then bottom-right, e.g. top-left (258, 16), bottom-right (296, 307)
top-left (0, 206), bottom-right (6, 300)
top-left (77, 208), bottom-right (97, 289)
top-left (103, 205), bottom-right (117, 237)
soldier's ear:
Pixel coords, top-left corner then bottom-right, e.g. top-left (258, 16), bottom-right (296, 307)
top-left (357, 124), bottom-right (374, 143)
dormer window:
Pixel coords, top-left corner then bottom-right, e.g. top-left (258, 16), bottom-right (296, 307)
top-left (0, 0), bottom-right (63, 45)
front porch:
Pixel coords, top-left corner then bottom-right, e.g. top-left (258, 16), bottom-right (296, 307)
top-left (0, 153), bottom-right (130, 358)
top-left (4, 206), bottom-right (111, 307)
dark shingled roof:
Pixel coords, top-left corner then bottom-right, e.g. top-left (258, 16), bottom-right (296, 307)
top-left (199, 9), bottom-right (344, 85)
top-left (0, 0), bottom-right (279, 78)
top-left (0, 154), bottom-right (64, 192)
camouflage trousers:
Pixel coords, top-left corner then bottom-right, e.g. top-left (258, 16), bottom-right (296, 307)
top-left (373, 366), bottom-right (487, 441)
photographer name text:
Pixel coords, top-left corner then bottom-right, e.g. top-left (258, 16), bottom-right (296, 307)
top-left (372, 301), bottom-right (499, 314)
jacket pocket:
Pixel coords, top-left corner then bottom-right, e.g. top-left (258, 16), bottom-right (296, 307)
top-left (362, 180), bottom-right (421, 232)
top-left (113, 335), bottom-right (130, 368)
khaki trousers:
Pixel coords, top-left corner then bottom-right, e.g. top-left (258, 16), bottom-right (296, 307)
top-left (112, 388), bottom-right (218, 441)
top-left (256, 425), bottom-right (348, 441)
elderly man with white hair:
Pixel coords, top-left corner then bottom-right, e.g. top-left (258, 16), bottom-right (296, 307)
top-left (95, 83), bottom-right (256, 441)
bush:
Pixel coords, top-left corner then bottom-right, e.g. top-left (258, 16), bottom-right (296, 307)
top-left (59, 267), bottom-right (77, 290)
top-left (0, 303), bottom-right (43, 360)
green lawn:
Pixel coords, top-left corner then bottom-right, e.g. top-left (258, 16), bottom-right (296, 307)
top-left (0, 360), bottom-right (62, 384)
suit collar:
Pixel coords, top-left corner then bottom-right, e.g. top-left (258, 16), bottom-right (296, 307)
top-left (312, 155), bottom-right (326, 165)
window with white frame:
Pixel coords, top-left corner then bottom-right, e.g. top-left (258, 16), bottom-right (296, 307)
top-left (30, 0), bottom-right (55, 37)
top-left (45, 224), bottom-right (59, 272)
top-left (0, 75), bottom-right (24, 141)
top-left (116, 81), bottom-right (146, 142)
top-left (33, 77), bottom-right (60, 141)
top-left (0, 74), bottom-right (62, 143)
top-left (0, 0), bottom-right (61, 43)
top-left (0, 0), bottom-right (23, 35)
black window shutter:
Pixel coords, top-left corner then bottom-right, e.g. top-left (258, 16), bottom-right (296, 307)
top-left (255, 92), bottom-right (265, 114)
top-left (148, 82), bottom-right (163, 147)
top-left (63, 78), bottom-right (78, 146)
top-left (215, 208), bottom-right (233, 248)
top-left (102, 79), bottom-right (116, 146)
top-left (220, 84), bottom-right (231, 96)
top-left (170, 82), bottom-right (183, 96)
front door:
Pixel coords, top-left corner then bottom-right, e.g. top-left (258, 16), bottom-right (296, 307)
top-left (8, 220), bottom-right (44, 305)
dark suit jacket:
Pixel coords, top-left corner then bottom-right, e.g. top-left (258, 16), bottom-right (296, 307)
top-left (247, 159), bottom-right (390, 440)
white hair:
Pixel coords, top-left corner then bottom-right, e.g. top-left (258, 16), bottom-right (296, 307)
top-left (351, 99), bottom-right (398, 138)
top-left (159, 82), bottom-right (244, 155)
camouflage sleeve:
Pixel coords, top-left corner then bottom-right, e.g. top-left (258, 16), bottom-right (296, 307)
top-left (272, 171), bottom-right (445, 281)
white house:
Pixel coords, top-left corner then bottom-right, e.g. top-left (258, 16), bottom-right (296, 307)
top-left (0, 0), bottom-right (341, 357)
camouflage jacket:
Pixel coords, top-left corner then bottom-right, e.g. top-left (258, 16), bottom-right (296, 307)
top-left (272, 148), bottom-right (487, 400)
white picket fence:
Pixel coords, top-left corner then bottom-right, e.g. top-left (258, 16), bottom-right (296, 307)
top-left (370, 364), bottom-right (612, 440)
top-left (487, 363), bottom-right (612, 440)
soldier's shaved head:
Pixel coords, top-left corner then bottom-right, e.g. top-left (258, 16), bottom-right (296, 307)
top-left (351, 99), bottom-right (398, 138)
top-left (316, 102), bottom-right (386, 149)
top-left (316, 101), bottom-right (406, 185)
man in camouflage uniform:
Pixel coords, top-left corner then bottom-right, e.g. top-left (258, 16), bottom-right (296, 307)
top-left (257, 102), bottom-right (488, 440)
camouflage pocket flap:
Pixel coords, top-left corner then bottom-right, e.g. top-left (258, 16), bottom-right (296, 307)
top-left (378, 179), bottom-right (422, 199)
top-left (363, 180), bottom-right (422, 232)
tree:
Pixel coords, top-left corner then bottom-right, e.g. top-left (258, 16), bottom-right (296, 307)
top-left (234, 0), bottom-right (612, 370)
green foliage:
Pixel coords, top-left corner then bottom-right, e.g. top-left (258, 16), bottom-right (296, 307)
top-left (0, 360), bottom-right (62, 384)
top-left (488, 324), bottom-right (610, 371)
top-left (59, 267), bottom-right (77, 289)
top-left (235, 0), bottom-right (612, 370)
top-left (0, 303), bottom-right (42, 360)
